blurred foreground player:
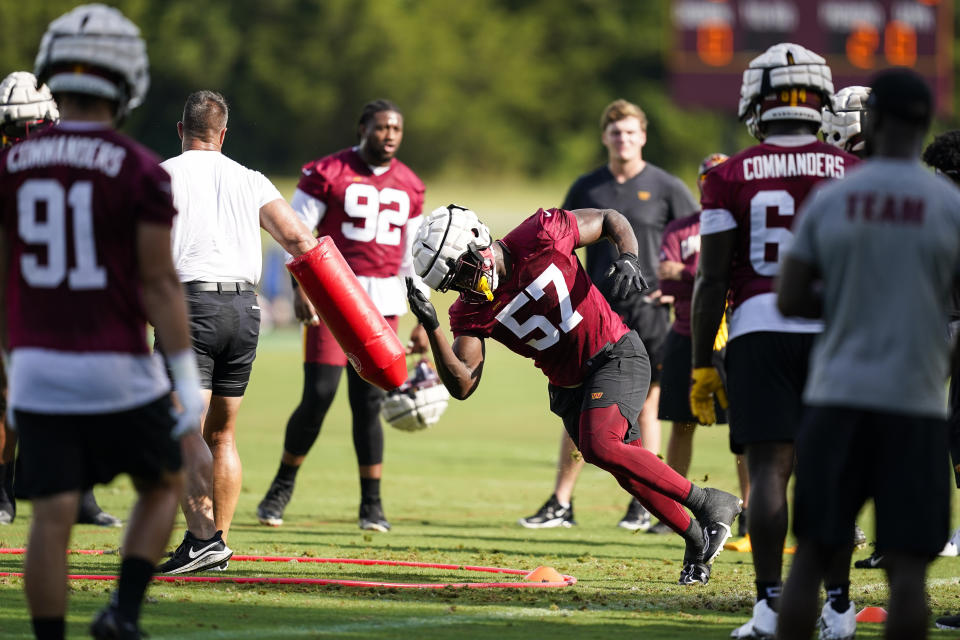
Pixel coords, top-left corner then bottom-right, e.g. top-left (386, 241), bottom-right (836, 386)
top-left (688, 43), bottom-right (856, 637)
top-left (0, 5), bottom-right (204, 638)
top-left (777, 68), bottom-right (957, 640)
top-left (407, 204), bottom-right (741, 585)
top-left (257, 100), bottom-right (427, 532)
top-left (0, 70), bottom-right (122, 529)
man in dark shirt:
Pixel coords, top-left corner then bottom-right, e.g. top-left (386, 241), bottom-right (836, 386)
top-left (519, 99), bottom-right (698, 531)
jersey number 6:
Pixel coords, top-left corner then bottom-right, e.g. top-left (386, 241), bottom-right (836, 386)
top-left (749, 189), bottom-right (796, 276)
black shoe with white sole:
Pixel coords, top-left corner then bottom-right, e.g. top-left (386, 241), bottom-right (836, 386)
top-left (158, 530), bottom-right (233, 574)
top-left (90, 604), bottom-right (143, 640)
top-left (853, 549), bottom-right (885, 569)
top-left (617, 498), bottom-right (651, 531)
top-left (257, 477), bottom-right (295, 527)
top-left (359, 501), bottom-right (391, 532)
top-left (518, 494), bottom-right (576, 529)
top-left (695, 488), bottom-right (742, 564)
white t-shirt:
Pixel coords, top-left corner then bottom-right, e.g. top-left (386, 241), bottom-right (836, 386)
top-left (163, 150), bottom-right (283, 285)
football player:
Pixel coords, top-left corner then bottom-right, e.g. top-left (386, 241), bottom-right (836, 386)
top-left (688, 43), bottom-right (858, 637)
top-left (1, 5), bottom-right (203, 638)
top-left (820, 85), bottom-right (871, 158)
top-left (0, 71), bottom-right (122, 529)
top-left (407, 204), bottom-right (741, 586)
top-left (257, 100), bottom-right (428, 532)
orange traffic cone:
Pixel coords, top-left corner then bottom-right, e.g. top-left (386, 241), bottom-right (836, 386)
top-left (524, 566), bottom-right (564, 582)
top-left (855, 606), bottom-right (888, 623)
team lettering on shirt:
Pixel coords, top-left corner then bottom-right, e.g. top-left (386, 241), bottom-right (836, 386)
top-left (743, 152), bottom-right (845, 181)
top-left (846, 192), bottom-right (925, 226)
top-left (6, 135), bottom-right (127, 177)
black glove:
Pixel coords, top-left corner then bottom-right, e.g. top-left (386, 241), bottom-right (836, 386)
top-left (406, 277), bottom-right (439, 332)
top-left (604, 252), bottom-right (648, 301)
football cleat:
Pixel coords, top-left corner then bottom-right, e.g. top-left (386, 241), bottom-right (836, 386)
top-left (853, 549), bottom-right (884, 569)
top-left (936, 614), bottom-right (960, 630)
top-left (518, 494), bottom-right (576, 529)
top-left (90, 603), bottom-right (143, 640)
top-left (0, 503), bottom-right (12, 525)
top-left (617, 498), bottom-right (651, 531)
top-left (818, 601), bottom-right (856, 640)
top-left (678, 561), bottom-right (710, 586)
top-left (358, 501), bottom-right (391, 532)
top-left (696, 488), bottom-right (743, 564)
top-left (158, 530), bottom-right (233, 574)
top-left (939, 527), bottom-right (960, 557)
top-left (257, 477), bottom-right (295, 527)
top-left (731, 599), bottom-right (778, 639)
top-left (380, 359), bottom-right (449, 432)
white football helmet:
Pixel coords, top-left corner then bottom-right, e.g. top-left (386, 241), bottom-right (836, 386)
top-left (380, 360), bottom-right (450, 432)
top-left (413, 204), bottom-right (497, 303)
top-left (34, 3), bottom-right (149, 120)
top-left (0, 72), bottom-right (59, 147)
top-left (821, 86), bottom-right (871, 154)
top-left (738, 42), bottom-right (834, 140)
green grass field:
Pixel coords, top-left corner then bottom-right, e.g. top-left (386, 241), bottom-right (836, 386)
top-left (1, 179), bottom-right (959, 638)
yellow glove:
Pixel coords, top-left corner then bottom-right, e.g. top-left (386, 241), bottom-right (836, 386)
top-left (690, 367), bottom-right (728, 425)
top-left (713, 312), bottom-right (729, 352)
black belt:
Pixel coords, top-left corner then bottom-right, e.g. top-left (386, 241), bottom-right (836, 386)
top-left (184, 281), bottom-right (256, 294)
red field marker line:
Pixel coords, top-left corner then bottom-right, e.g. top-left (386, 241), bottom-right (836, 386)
top-left (0, 548), bottom-right (576, 589)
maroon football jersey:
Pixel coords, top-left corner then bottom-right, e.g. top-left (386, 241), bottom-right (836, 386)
top-left (700, 140), bottom-right (858, 309)
top-left (298, 148), bottom-right (425, 277)
top-left (449, 208), bottom-right (629, 387)
top-left (658, 214), bottom-right (701, 336)
top-left (0, 123), bottom-right (176, 353)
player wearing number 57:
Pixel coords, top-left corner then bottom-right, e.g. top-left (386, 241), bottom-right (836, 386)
top-left (257, 100), bottom-right (428, 533)
top-left (406, 204), bottom-right (742, 586)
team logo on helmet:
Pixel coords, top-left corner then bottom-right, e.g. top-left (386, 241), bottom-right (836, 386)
top-left (821, 86), bottom-right (871, 154)
top-left (34, 3), bottom-right (150, 121)
top-left (738, 43), bottom-right (834, 140)
top-left (380, 360), bottom-right (450, 432)
top-left (413, 204), bottom-right (497, 303)
top-left (0, 71), bottom-right (59, 147)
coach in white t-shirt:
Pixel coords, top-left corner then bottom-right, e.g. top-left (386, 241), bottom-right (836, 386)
top-left (157, 90), bottom-right (318, 575)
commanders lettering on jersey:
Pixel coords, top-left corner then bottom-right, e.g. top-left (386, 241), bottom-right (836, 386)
top-left (846, 193), bottom-right (925, 226)
top-left (743, 152), bottom-right (845, 181)
top-left (6, 135), bottom-right (126, 177)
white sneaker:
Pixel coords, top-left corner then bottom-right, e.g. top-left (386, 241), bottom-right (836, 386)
top-left (818, 601), bottom-right (856, 640)
top-left (730, 599), bottom-right (777, 639)
top-left (939, 527), bottom-right (960, 557)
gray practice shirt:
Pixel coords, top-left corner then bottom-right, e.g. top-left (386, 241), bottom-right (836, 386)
top-left (789, 159), bottom-right (960, 417)
top-left (563, 163), bottom-right (698, 291)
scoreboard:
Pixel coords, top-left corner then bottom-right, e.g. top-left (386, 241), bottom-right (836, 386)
top-left (669, 0), bottom-right (953, 116)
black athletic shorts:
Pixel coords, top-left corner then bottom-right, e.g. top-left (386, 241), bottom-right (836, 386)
top-left (725, 331), bottom-right (815, 450)
top-left (548, 330), bottom-right (651, 447)
top-left (609, 296), bottom-right (668, 384)
top-left (793, 405), bottom-right (951, 556)
top-left (658, 329), bottom-right (727, 425)
top-left (14, 395), bottom-right (182, 499)
top-left (180, 290), bottom-right (260, 396)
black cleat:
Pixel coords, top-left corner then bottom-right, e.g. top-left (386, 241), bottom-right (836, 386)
top-left (358, 501), bottom-right (391, 532)
top-left (0, 499), bottom-right (13, 525)
top-left (78, 509), bottom-right (123, 528)
top-left (936, 614), bottom-right (960, 630)
top-left (158, 530), bottom-right (233, 574)
top-left (257, 477), bottom-right (294, 527)
top-left (518, 494), bottom-right (576, 529)
top-left (90, 604), bottom-right (143, 640)
top-left (617, 498), bottom-right (652, 531)
top-left (695, 488), bottom-right (742, 564)
top-left (678, 562), bottom-right (710, 585)
top-left (853, 549), bottom-right (885, 569)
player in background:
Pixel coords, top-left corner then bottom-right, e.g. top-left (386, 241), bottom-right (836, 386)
top-left (407, 204), bottom-right (741, 585)
top-left (1, 5), bottom-right (204, 638)
top-left (157, 91), bottom-right (318, 575)
top-left (649, 153), bottom-right (750, 538)
top-left (520, 99), bottom-right (698, 531)
top-left (688, 43), bottom-right (857, 638)
top-left (777, 68), bottom-right (956, 640)
top-left (916, 130), bottom-right (960, 633)
top-left (0, 70), bottom-right (122, 529)
top-left (257, 100), bottom-right (428, 532)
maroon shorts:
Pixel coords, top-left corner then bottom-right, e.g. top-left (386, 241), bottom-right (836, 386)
top-left (303, 315), bottom-right (400, 365)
